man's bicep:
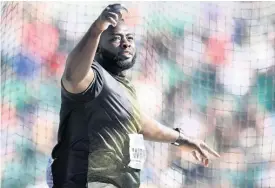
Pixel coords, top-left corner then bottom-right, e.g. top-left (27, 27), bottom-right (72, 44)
top-left (62, 69), bottom-right (95, 94)
top-left (61, 63), bottom-right (105, 102)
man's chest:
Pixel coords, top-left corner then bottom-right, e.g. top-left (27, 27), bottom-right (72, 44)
top-left (101, 74), bottom-right (141, 124)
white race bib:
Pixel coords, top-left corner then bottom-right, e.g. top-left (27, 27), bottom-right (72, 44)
top-left (128, 134), bottom-right (147, 170)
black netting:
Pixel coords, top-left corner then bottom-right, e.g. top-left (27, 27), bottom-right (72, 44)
top-left (1, 2), bottom-right (275, 188)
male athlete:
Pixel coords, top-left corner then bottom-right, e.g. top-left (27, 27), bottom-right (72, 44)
top-left (48, 4), bottom-right (220, 188)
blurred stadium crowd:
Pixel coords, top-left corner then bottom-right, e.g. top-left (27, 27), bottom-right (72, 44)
top-left (1, 2), bottom-right (275, 188)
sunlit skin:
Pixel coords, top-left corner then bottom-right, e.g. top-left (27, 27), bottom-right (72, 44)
top-left (62, 3), bottom-right (220, 168)
top-left (100, 23), bottom-right (136, 62)
top-left (96, 15), bottom-right (219, 167)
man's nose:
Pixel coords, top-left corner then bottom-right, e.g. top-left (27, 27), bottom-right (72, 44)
top-left (121, 40), bottom-right (131, 49)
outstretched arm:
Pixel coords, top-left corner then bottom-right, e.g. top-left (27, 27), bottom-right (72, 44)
top-left (140, 113), bottom-right (179, 143)
top-left (140, 113), bottom-right (220, 166)
top-left (62, 4), bottom-right (125, 93)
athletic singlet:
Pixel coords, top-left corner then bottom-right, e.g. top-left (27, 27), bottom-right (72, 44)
top-left (51, 61), bottom-right (142, 188)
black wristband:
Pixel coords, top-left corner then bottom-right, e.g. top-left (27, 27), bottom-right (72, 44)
top-left (171, 128), bottom-right (189, 146)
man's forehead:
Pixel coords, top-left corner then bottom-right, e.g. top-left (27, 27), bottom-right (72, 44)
top-left (106, 24), bottom-right (135, 35)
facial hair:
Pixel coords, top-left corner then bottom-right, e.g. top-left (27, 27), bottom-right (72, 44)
top-left (96, 47), bottom-right (136, 77)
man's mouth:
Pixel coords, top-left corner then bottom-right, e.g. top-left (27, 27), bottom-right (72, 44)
top-left (118, 51), bottom-right (133, 59)
top-left (120, 50), bottom-right (132, 55)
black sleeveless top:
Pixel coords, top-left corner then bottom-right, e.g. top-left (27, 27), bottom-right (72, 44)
top-left (51, 62), bottom-right (142, 188)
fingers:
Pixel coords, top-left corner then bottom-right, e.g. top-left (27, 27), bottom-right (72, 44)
top-left (200, 142), bottom-right (220, 158)
top-left (192, 150), bottom-right (199, 161)
top-left (98, 4), bottom-right (128, 29)
top-left (191, 140), bottom-right (219, 166)
top-left (195, 145), bottom-right (209, 166)
top-left (104, 4), bottom-right (127, 20)
top-left (178, 141), bottom-right (219, 167)
top-left (194, 142), bottom-right (220, 166)
top-left (104, 12), bottom-right (119, 27)
top-left (95, 4), bottom-right (128, 32)
top-left (204, 158), bottom-right (209, 167)
top-left (107, 4), bottom-right (128, 14)
top-left (105, 11), bottom-right (119, 20)
top-left (107, 17), bottom-right (117, 27)
top-left (196, 144), bottom-right (209, 160)
top-left (192, 150), bottom-right (209, 167)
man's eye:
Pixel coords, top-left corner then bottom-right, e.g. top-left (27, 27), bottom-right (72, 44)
top-left (127, 36), bottom-right (134, 41)
top-left (112, 37), bottom-right (121, 41)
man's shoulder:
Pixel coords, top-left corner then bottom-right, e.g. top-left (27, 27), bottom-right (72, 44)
top-left (92, 60), bottom-right (112, 78)
top-left (59, 61), bottom-right (107, 103)
top-left (91, 60), bottom-right (102, 71)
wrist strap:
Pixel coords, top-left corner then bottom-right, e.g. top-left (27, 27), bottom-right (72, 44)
top-left (171, 128), bottom-right (187, 146)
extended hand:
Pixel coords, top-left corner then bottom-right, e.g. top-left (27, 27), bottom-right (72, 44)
top-left (177, 137), bottom-right (220, 167)
top-left (95, 4), bottom-right (128, 32)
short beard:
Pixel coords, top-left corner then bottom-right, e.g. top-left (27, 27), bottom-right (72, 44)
top-left (96, 48), bottom-right (136, 76)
